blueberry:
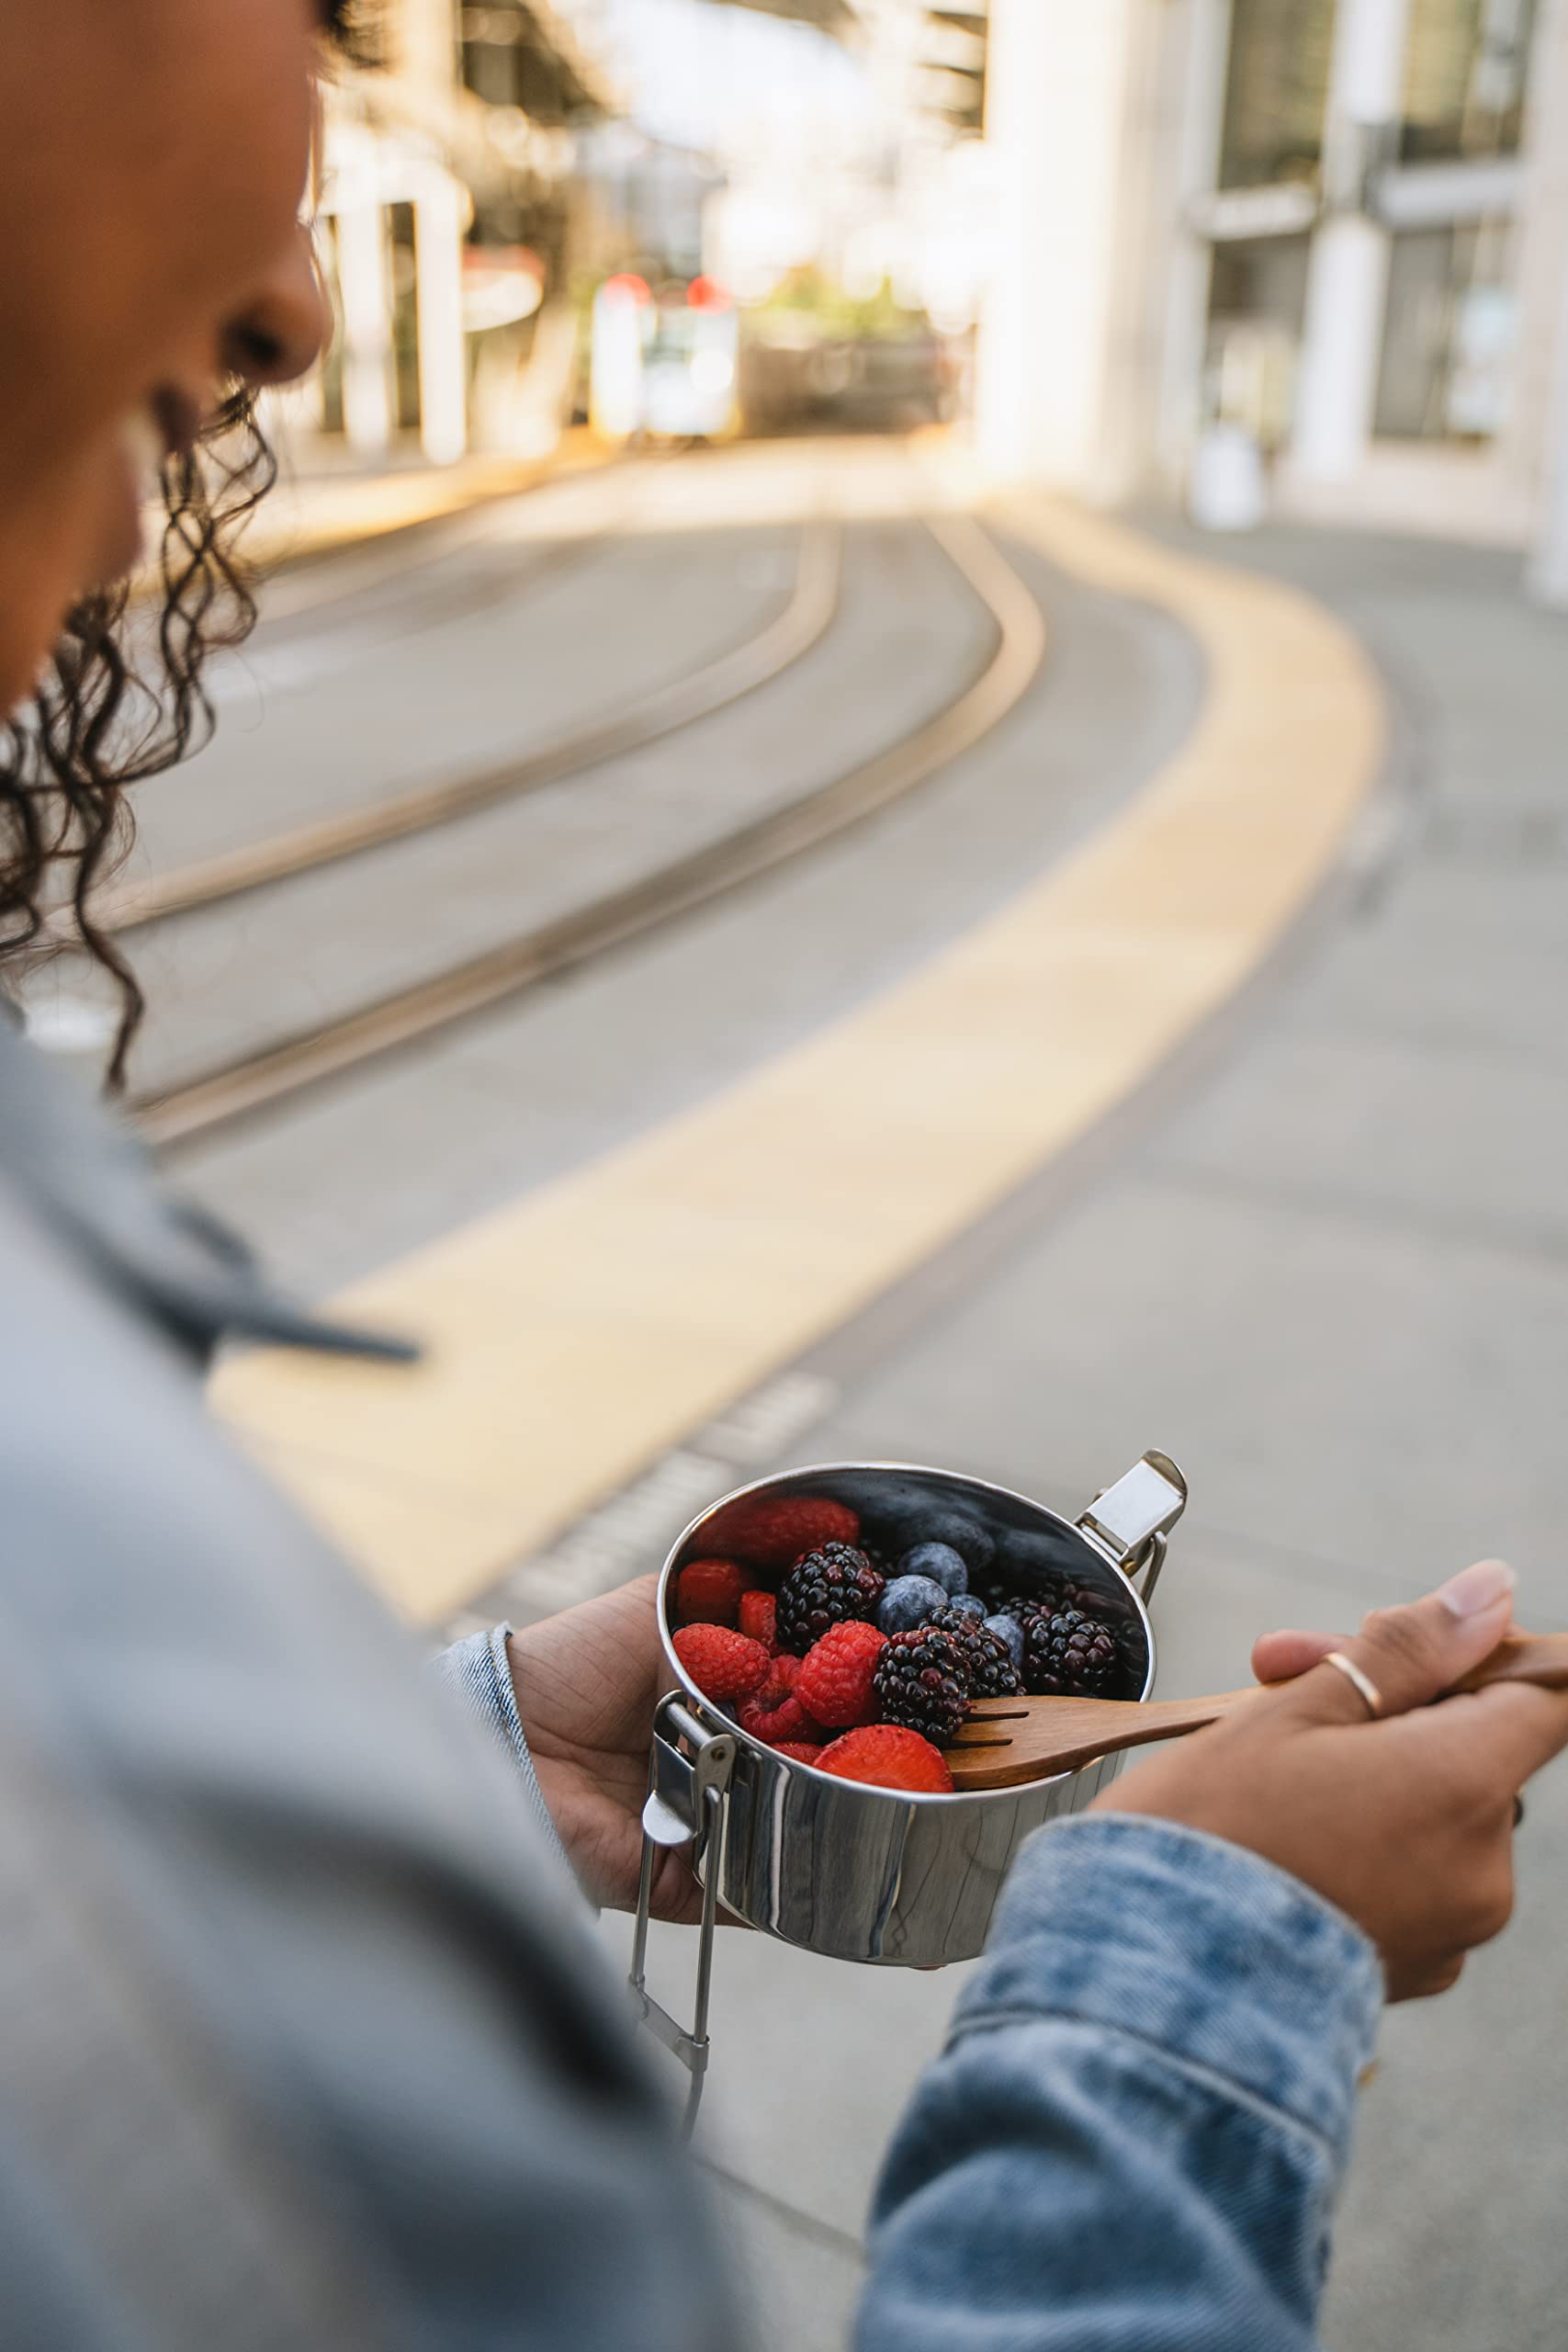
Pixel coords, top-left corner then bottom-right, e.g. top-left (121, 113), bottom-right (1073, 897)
top-left (984, 1614), bottom-right (1025, 1673)
top-left (898, 1541), bottom-right (969, 1597)
top-left (877, 1575), bottom-right (950, 1634)
top-left (944, 1593), bottom-right (987, 1623)
top-left (921, 1512), bottom-right (997, 1577)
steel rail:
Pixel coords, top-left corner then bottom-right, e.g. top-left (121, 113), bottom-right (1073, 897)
top-left (104, 481), bottom-right (832, 936)
top-left (138, 514), bottom-right (1045, 1150)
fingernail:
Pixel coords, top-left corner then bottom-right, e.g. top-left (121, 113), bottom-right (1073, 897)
top-left (1438, 1558), bottom-right (1516, 1619)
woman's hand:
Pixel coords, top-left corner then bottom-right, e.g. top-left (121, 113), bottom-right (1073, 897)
top-left (504, 1577), bottom-right (712, 1925)
top-left (1097, 1559), bottom-right (1568, 2000)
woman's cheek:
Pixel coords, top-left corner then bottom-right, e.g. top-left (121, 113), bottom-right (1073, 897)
top-left (0, 447), bottom-right (130, 708)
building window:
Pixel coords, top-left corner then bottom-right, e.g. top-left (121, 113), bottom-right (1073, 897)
top-left (1218, 0), bottom-right (1337, 190)
top-left (1373, 217), bottom-right (1518, 438)
top-left (1399, 0), bottom-right (1538, 163)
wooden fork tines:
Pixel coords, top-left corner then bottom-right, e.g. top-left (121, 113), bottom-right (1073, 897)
top-left (943, 1691), bottom-right (1248, 1791)
top-left (942, 1632), bottom-right (1568, 1792)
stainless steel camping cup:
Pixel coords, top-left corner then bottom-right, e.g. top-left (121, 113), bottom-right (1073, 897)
top-left (630, 1453), bottom-right (1186, 2113)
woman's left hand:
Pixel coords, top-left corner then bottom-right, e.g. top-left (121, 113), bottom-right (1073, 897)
top-left (505, 1576), bottom-right (716, 1925)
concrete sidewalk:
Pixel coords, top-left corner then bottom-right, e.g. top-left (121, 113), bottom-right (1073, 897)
top-left (615, 520), bottom-right (1568, 2352)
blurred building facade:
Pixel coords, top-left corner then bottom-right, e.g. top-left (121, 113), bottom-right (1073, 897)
top-left (976, 0), bottom-right (1568, 588)
top-left (276, 0), bottom-right (611, 466)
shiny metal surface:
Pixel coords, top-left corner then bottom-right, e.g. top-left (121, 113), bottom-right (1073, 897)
top-left (645, 1456), bottom-right (1185, 1971)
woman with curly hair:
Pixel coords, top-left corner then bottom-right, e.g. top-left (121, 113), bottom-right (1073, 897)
top-left (5, 7), bottom-right (1567, 2352)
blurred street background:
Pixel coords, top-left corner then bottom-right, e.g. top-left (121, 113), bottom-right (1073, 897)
top-left (50, 1), bottom-right (1568, 2345)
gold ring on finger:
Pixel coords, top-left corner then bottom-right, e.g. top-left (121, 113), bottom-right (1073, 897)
top-left (1323, 1651), bottom-right (1384, 1721)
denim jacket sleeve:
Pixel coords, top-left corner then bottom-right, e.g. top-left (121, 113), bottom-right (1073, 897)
top-left (856, 1812), bottom-right (1384, 2352)
top-left (431, 1623), bottom-right (573, 1872)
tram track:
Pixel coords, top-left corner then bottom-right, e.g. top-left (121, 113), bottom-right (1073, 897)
top-left (106, 513), bottom-right (842, 933)
top-left (137, 512), bottom-right (1046, 1151)
top-left (200, 495), bottom-right (620, 716)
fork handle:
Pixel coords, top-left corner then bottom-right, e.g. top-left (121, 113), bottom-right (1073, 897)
top-left (1165, 1630), bottom-right (1568, 1742)
top-left (1454, 1630), bottom-right (1568, 1690)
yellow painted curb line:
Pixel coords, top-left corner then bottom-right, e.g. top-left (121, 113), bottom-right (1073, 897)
top-left (213, 499), bottom-right (1386, 1624)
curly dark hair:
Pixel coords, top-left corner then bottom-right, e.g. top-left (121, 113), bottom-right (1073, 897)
top-left (0, 390), bottom-right (276, 1086)
top-left (0, 1), bottom-right (376, 1091)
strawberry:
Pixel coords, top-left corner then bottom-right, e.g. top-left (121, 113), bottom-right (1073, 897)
top-left (815, 1724), bottom-right (954, 1794)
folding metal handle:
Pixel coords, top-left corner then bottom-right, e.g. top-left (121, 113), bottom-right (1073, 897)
top-left (1076, 1452), bottom-right (1187, 1603)
top-left (629, 1694), bottom-right (735, 2136)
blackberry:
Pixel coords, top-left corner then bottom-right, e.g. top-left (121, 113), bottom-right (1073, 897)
top-left (928, 1606), bottom-right (1021, 1700)
top-left (776, 1543), bottom-right (886, 1656)
top-left (987, 1585), bottom-right (1064, 1629)
top-left (984, 1613), bottom-right (1026, 1677)
top-left (874, 1625), bottom-right (972, 1744)
top-left (1022, 1605), bottom-right (1128, 1699)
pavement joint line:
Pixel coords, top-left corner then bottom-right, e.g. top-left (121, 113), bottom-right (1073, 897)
top-left (690, 2154), bottom-right (868, 2266)
top-left (212, 493), bottom-right (1387, 1626)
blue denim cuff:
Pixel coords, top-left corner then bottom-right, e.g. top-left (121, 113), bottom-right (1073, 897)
top-left (956, 1813), bottom-right (1383, 2157)
top-left (432, 1624), bottom-right (574, 1876)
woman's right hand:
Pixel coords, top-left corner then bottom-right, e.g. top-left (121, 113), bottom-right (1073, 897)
top-left (1095, 1559), bottom-right (1568, 2000)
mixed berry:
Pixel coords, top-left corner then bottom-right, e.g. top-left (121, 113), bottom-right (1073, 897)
top-left (668, 1492), bottom-right (1138, 1793)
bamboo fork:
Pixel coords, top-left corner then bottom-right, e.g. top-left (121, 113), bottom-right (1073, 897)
top-left (942, 1631), bottom-right (1568, 1792)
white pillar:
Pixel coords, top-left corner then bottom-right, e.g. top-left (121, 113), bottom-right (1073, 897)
top-left (1531, 237), bottom-right (1568, 599)
top-left (415, 175), bottom-right (468, 465)
top-left (1521, 0), bottom-right (1568, 602)
top-left (335, 194), bottom-right (395, 458)
top-left (1156, 0), bottom-right (1233, 492)
top-left (1291, 0), bottom-right (1414, 481)
top-left (400, 0), bottom-right (457, 85)
top-left (975, 0), bottom-right (1136, 489)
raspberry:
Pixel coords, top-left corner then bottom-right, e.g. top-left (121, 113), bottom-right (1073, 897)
top-left (795, 1620), bottom-right (886, 1728)
top-left (675, 1558), bottom-right (744, 1626)
top-left (672, 1623), bottom-right (771, 1705)
top-left (738, 1590), bottom-right (778, 1651)
top-left (738, 1691), bottom-right (823, 1746)
top-left (704, 1493), bottom-right (861, 1572)
top-left (1023, 1605), bottom-right (1129, 1699)
top-left (776, 1544), bottom-right (886, 1655)
top-left (873, 1625), bottom-right (972, 1743)
top-left (772, 1741), bottom-right (827, 1766)
top-left (815, 1725), bottom-right (954, 1794)
top-left (755, 1650), bottom-right (800, 1709)
top-left (927, 1605), bottom-right (1021, 1700)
